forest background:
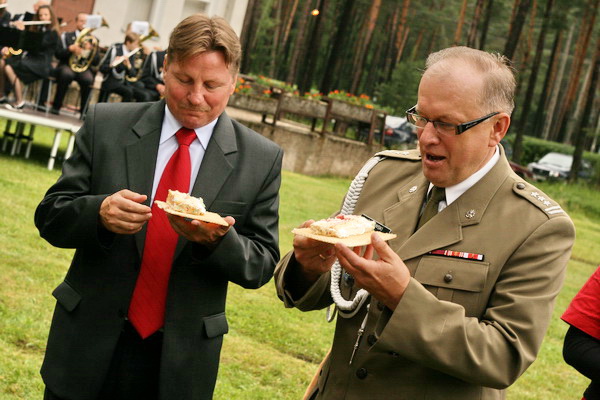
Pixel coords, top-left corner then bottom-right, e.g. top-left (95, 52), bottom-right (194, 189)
top-left (238, 0), bottom-right (600, 182)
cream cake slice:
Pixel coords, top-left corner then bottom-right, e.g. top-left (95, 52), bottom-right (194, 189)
top-left (310, 215), bottom-right (376, 238)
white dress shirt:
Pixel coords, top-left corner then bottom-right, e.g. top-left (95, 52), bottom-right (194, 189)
top-left (429, 146), bottom-right (500, 212)
top-left (150, 106), bottom-right (217, 203)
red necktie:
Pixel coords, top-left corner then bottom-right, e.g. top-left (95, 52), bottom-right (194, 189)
top-left (128, 127), bottom-right (196, 338)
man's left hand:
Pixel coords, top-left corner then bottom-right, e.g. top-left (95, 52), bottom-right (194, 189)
top-left (167, 214), bottom-right (235, 250)
top-left (335, 232), bottom-right (411, 310)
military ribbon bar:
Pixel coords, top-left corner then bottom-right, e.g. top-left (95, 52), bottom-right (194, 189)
top-left (428, 249), bottom-right (484, 261)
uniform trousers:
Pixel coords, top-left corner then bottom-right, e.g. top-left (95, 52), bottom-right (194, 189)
top-left (51, 65), bottom-right (94, 113)
top-left (43, 321), bottom-right (162, 400)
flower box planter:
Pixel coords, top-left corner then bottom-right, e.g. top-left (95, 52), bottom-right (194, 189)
top-left (228, 93), bottom-right (278, 119)
top-left (278, 95), bottom-right (328, 119)
top-left (327, 98), bottom-right (375, 123)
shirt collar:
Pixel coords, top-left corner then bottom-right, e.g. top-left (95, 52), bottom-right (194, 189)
top-left (431, 146), bottom-right (500, 205)
top-left (161, 104), bottom-right (217, 150)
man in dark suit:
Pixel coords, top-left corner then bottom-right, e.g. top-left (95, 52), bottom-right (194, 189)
top-left (35, 14), bottom-right (283, 400)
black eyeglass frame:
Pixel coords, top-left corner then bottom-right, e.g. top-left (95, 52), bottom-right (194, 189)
top-left (406, 106), bottom-right (500, 135)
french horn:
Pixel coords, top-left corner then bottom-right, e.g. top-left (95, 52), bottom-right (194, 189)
top-left (69, 16), bottom-right (109, 73)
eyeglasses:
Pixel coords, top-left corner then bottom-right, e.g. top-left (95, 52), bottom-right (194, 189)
top-left (406, 106), bottom-right (499, 136)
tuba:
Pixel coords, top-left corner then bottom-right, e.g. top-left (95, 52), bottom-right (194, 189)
top-left (69, 16), bottom-right (109, 73)
top-left (125, 24), bottom-right (159, 83)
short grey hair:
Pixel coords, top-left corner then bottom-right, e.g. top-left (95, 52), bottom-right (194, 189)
top-left (425, 46), bottom-right (516, 115)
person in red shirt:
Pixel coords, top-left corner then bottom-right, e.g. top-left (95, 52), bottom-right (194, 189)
top-left (562, 266), bottom-right (600, 400)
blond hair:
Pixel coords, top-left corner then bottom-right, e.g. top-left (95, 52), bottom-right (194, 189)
top-left (425, 46), bottom-right (516, 115)
top-left (167, 14), bottom-right (241, 73)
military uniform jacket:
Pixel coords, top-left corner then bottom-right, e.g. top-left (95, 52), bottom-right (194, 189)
top-left (275, 147), bottom-right (575, 400)
top-left (98, 42), bottom-right (138, 90)
top-left (55, 30), bottom-right (100, 68)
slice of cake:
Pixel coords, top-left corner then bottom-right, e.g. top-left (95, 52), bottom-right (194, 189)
top-left (166, 190), bottom-right (206, 215)
top-left (310, 215), bottom-right (375, 238)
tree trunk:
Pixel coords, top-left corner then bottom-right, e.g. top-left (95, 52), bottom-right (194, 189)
top-left (350, 0), bottom-right (382, 93)
top-left (479, 0), bottom-right (494, 50)
top-left (269, 0), bottom-right (283, 78)
top-left (513, 0), bottom-right (553, 164)
top-left (286, 0), bottom-right (313, 85)
top-left (453, 0), bottom-right (468, 45)
top-left (553, 0), bottom-right (598, 143)
top-left (382, 4), bottom-right (401, 82)
top-left (239, 0), bottom-right (260, 73)
top-left (467, 0), bottom-right (485, 48)
top-left (532, 27), bottom-right (561, 137)
top-left (394, 0), bottom-right (412, 66)
top-left (543, 25), bottom-right (574, 140)
top-left (299, 0), bottom-right (328, 93)
top-left (565, 59), bottom-right (593, 143)
top-left (319, 0), bottom-right (355, 94)
top-left (569, 35), bottom-right (600, 182)
top-left (503, 0), bottom-right (531, 60)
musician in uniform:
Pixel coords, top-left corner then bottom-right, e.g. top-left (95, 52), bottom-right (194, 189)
top-left (0, 4), bottom-right (59, 110)
top-left (0, 0), bottom-right (11, 28)
top-left (131, 49), bottom-right (166, 102)
top-left (97, 32), bottom-right (139, 103)
top-left (50, 13), bottom-right (98, 115)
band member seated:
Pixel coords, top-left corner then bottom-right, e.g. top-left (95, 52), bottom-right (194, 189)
top-left (50, 13), bottom-right (99, 115)
top-left (97, 32), bottom-right (139, 103)
top-left (0, 4), bottom-right (59, 110)
top-left (0, 0), bottom-right (11, 28)
top-left (131, 49), bottom-right (165, 102)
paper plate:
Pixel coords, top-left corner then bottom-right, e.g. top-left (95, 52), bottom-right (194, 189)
top-left (292, 228), bottom-right (396, 247)
top-left (155, 201), bottom-right (229, 226)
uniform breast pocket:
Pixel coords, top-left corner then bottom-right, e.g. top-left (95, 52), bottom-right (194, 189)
top-left (414, 256), bottom-right (489, 317)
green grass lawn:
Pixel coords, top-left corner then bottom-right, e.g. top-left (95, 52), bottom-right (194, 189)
top-left (0, 120), bottom-right (596, 399)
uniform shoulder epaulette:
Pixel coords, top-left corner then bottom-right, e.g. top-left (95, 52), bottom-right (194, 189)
top-left (512, 180), bottom-right (566, 217)
top-left (375, 149), bottom-right (421, 160)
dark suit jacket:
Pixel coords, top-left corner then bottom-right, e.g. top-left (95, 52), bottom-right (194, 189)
top-left (35, 100), bottom-right (283, 400)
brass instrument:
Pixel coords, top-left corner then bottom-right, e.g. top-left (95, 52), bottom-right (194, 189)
top-left (69, 16), bottom-right (109, 73)
top-left (125, 25), bottom-right (159, 83)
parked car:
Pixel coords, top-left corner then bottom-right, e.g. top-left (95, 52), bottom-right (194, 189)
top-left (500, 140), bottom-right (536, 180)
top-left (358, 115), bottom-right (416, 147)
top-left (382, 115), bottom-right (417, 147)
top-left (527, 152), bottom-right (592, 181)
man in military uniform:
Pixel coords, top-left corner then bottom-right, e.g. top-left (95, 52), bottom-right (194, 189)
top-left (275, 46), bottom-right (575, 399)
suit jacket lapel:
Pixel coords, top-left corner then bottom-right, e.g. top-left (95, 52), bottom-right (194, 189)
top-left (189, 112), bottom-right (237, 208)
top-left (173, 112), bottom-right (238, 257)
top-left (126, 100), bottom-right (165, 258)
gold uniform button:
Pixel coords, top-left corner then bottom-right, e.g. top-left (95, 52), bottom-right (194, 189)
top-left (444, 273), bottom-right (453, 283)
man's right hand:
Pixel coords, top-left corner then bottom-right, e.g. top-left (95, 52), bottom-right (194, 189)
top-left (99, 189), bottom-right (152, 234)
top-left (293, 220), bottom-right (336, 283)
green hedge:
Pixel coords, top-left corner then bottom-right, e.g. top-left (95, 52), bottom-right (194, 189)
top-left (504, 135), bottom-right (600, 185)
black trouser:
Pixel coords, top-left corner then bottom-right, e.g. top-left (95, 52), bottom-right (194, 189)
top-left (44, 322), bottom-right (163, 400)
top-left (52, 65), bottom-right (94, 112)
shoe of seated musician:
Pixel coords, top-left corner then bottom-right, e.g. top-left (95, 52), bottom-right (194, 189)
top-left (0, 96), bottom-right (7, 104)
top-left (50, 108), bottom-right (60, 115)
top-left (6, 101), bottom-right (25, 111)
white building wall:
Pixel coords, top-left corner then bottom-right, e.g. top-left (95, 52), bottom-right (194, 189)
top-left (94, 0), bottom-right (248, 50)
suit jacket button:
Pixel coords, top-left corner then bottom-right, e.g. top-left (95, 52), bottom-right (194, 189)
top-left (367, 334), bottom-right (377, 346)
top-left (389, 351), bottom-right (400, 358)
top-left (356, 368), bottom-right (368, 379)
top-left (444, 273), bottom-right (453, 283)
